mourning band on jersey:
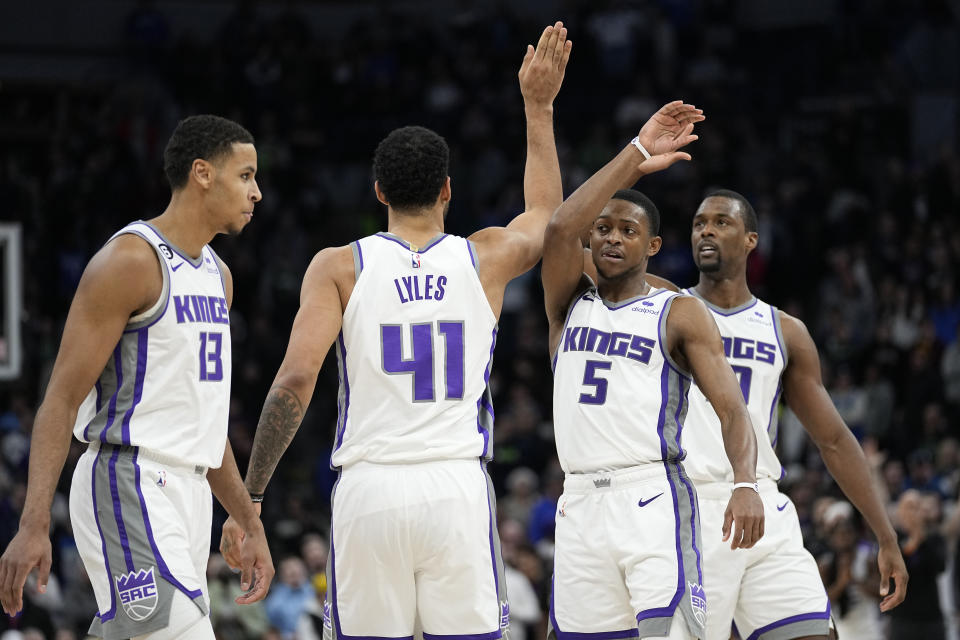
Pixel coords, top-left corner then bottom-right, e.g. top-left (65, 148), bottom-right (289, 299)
top-left (630, 136), bottom-right (652, 160)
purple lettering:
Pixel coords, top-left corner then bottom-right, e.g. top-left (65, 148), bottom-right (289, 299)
top-left (394, 278), bottom-right (409, 303)
top-left (174, 296), bottom-right (194, 323)
top-left (435, 275), bottom-right (447, 300)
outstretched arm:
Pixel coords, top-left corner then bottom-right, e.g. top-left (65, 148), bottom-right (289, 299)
top-left (543, 102), bottom-right (703, 349)
top-left (780, 312), bottom-right (908, 611)
top-left (668, 296), bottom-right (763, 549)
top-left (469, 22), bottom-right (570, 313)
top-left (221, 247), bottom-right (349, 566)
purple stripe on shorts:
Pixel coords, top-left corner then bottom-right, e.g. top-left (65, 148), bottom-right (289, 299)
top-left (549, 574), bottom-right (639, 639)
top-left (107, 447), bottom-right (135, 572)
top-left (98, 345), bottom-right (123, 442)
top-left (424, 631), bottom-right (501, 640)
top-left (744, 600), bottom-right (831, 640)
top-left (119, 329), bottom-right (149, 445)
top-left (131, 448), bottom-right (203, 600)
top-left (91, 448), bottom-right (117, 622)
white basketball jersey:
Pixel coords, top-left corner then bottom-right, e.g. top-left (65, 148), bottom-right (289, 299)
top-left (552, 286), bottom-right (690, 473)
top-left (330, 232), bottom-right (498, 468)
top-left (681, 289), bottom-right (787, 484)
top-left (73, 222), bottom-right (232, 469)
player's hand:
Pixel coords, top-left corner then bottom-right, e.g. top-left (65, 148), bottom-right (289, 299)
top-left (0, 528), bottom-right (52, 616)
top-left (877, 540), bottom-right (908, 612)
top-left (234, 521), bottom-right (274, 605)
top-left (219, 515), bottom-right (246, 571)
top-left (518, 22), bottom-right (572, 108)
top-left (635, 101), bottom-right (705, 175)
top-left (722, 487), bottom-right (765, 549)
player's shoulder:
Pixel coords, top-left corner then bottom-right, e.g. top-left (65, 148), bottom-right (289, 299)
top-left (94, 232), bottom-right (162, 275)
top-left (775, 309), bottom-right (817, 357)
top-left (308, 244), bottom-right (354, 276)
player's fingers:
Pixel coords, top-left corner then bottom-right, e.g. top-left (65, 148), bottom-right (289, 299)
top-left (559, 39), bottom-right (573, 74)
top-left (543, 23), bottom-right (560, 62)
top-left (880, 571), bottom-right (907, 611)
top-left (37, 553), bottom-right (51, 594)
top-left (553, 26), bottom-right (567, 67)
top-left (0, 561), bottom-right (12, 614)
top-left (534, 26), bottom-right (553, 60)
top-left (658, 100), bottom-right (684, 116)
top-left (721, 510), bottom-right (733, 541)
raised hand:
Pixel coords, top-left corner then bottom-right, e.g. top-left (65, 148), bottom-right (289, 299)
top-left (518, 22), bottom-right (573, 109)
top-left (635, 101), bottom-right (705, 175)
top-left (234, 521), bottom-right (275, 605)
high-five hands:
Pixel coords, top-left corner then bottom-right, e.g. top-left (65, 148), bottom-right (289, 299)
top-left (518, 22), bottom-right (573, 108)
top-left (635, 101), bottom-right (706, 174)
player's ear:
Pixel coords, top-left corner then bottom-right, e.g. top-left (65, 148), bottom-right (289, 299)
top-left (374, 180), bottom-right (390, 206)
top-left (191, 158), bottom-right (214, 189)
top-left (648, 235), bottom-right (662, 256)
top-left (440, 176), bottom-right (451, 203)
top-left (745, 231), bottom-right (758, 253)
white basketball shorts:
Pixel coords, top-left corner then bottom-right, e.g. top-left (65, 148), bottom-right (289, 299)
top-left (695, 479), bottom-right (830, 640)
top-left (69, 443), bottom-right (212, 640)
top-left (549, 463), bottom-right (706, 639)
top-left (324, 459), bottom-right (509, 639)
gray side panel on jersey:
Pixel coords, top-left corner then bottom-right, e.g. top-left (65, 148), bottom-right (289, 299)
top-left (100, 330), bottom-right (149, 446)
top-left (331, 332), bottom-right (350, 462)
top-left (85, 331), bottom-right (146, 444)
top-left (636, 465), bottom-right (705, 638)
top-left (477, 327), bottom-right (498, 461)
top-left (466, 239), bottom-right (480, 274)
top-left (770, 304), bottom-right (788, 368)
top-left (350, 241), bottom-right (364, 280)
top-left (124, 231), bottom-right (171, 331)
top-left (656, 364), bottom-right (690, 462)
top-left (657, 294), bottom-right (692, 377)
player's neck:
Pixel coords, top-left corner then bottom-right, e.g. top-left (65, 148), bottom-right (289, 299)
top-left (693, 272), bottom-right (753, 309)
top-left (386, 208), bottom-right (445, 247)
top-left (149, 197), bottom-right (217, 259)
top-left (598, 268), bottom-right (651, 303)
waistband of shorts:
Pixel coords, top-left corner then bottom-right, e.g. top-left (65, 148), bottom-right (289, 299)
top-left (86, 441), bottom-right (208, 477)
top-left (563, 463), bottom-right (674, 492)
top-left (693, 477), bottom-right (778, 500)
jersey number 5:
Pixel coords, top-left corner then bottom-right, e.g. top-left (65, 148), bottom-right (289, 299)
top-left (381, 322), bottom-right (465, 402)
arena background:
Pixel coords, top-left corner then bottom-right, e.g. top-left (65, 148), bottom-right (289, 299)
top-left (1, 1), bottom-right (959, 638)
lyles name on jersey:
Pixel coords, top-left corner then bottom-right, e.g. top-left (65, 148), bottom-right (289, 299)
top-left (393, 274), bottom-right (449, 304)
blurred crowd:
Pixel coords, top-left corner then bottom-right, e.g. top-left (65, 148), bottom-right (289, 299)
top-left (1, 0), bottom-right (959, 638)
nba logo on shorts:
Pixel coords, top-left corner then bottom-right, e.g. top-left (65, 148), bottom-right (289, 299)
top-left (156, 470), bottom-right (167, 487)
top-left (115, 566), bottom-right (159, 621)
top-left (411, 253), bottom-right (422, 268)
top-left (688, 581), bottom-right (707, 627)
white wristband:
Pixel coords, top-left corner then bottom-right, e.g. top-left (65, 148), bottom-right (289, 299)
top-left (733, 482), bottom-right (760, 494)
top-left (630, 136), bottom-right (652, 160)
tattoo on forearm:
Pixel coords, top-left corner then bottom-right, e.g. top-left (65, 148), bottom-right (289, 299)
top-left (246, 385), bottom-right (305, 493)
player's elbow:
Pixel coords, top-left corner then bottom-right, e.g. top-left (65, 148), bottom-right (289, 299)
top-left (544, 214), bottom-right (580, 244)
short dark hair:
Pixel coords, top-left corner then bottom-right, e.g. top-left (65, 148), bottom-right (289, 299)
top-left (611, 189), bottom-right (660, 235)
top-left (704, 189), bottom-right (758, 233)
top-left (163, 115), bottom-right (255, 190)
top-left (373, 126), bottom-right (449, 211)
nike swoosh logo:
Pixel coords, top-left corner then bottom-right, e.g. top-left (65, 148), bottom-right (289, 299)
top-left (171, 262), bottom-right (184, 272)
top-left (638, 493), bottom-right (664, 507)
top-left (777, 501), bottom-right (789, 511)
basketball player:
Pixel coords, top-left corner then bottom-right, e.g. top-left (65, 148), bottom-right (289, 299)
top-left (669, 190), bottom-right (908, 639)
top-left (543, 104), bottom-right (764, 639)
top-left (0, 115), bottom-right (275, 639)
top-left (218, 23), bottom-right (571, 638)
